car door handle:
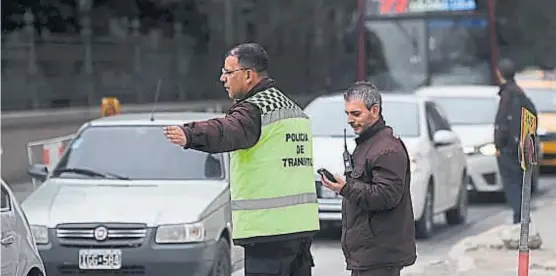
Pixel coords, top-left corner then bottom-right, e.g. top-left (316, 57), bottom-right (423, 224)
top-left (1, 235), bottom-right (14, 245)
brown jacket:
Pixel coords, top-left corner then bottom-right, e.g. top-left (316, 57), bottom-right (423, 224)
top-left (180, 78), bottom-right (316, 245)
top-left (339, 118), bottom-right (417, 270)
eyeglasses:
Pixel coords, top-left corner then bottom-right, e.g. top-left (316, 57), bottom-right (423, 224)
top-left (221, 68), bottom-right (250, 75)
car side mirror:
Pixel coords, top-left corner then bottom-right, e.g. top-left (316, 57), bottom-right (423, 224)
top-left (27, 164), bottom-right (48, 182)
top-left (433, 130), bottom-right (457, 147)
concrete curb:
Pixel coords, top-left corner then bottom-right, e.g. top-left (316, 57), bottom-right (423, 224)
top-left (447, 187), bottom-right (556, 274)
top-left (447, 225), bottom-right (506, 272)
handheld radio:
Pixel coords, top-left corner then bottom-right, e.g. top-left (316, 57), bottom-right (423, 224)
top-left (343, 128), bottom-right (354, 176)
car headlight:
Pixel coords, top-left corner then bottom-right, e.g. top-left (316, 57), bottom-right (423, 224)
top-left (30, 225), bottom-right (49, 244)
top-left (410, 159), bottom-right (417, 172)
top-left (155, 223), bottom-right (206, 244)
top-left (408, 154), bottom-right (418, 172)
top-left (464, 143), bottom-right (497, 156)
top-left (478, 143), bottom-right (497, 156)
top-left (463, 146), bottom-right (476, 154)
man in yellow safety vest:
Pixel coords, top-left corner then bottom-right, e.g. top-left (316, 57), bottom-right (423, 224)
top-left (164, 43), bottom-right (320, 276)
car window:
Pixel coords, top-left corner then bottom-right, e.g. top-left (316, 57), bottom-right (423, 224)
top-left (304, 99), bottom-right (421, 137)
top-left (52, 125), bottom-right (226, 181)
top-left (1, 186), bottom-right (11, 212)
top-left (432, 103), bottom-right (452, 131)
top-left (425, 102), bottom-right (451, 138)
top-left (425, 105), bottom-right (438, 138)
top-left (431, 96), bottom-right (498, 125)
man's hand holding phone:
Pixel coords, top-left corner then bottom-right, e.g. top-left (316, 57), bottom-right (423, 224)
top-left (318, 168), bottom-right (346, 193)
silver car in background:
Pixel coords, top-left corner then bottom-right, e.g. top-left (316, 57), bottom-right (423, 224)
top-left (23, 112), bottom-right (233, 276)
top-left (1, 179), bottom-right (46, 276)
top-left (416, 85), bottom-right (541, 195)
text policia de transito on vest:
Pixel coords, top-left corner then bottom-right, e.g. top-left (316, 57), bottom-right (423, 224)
top-left (282, 132), bottom-right (313, 167)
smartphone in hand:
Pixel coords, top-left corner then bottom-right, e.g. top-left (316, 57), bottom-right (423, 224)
top-left (317, 168), bottom-right (337, 183)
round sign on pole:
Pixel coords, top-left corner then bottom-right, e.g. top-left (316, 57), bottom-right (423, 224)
top-left (101, 97), bottom-right (121, 117)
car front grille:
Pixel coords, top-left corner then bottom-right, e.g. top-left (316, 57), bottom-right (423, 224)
top-left (56, 223), bottom-right (147, 248)
top-left (57, 265), bottom-right (145, 275)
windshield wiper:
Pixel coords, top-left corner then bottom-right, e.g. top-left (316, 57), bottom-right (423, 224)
top-left (54, 168), bottom-right (131, 180)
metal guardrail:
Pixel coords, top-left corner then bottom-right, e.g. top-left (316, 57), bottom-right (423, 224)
top-left (1, 100), bottom-right (231, 129)
top-left (1, 95), bottom-right (320, 128)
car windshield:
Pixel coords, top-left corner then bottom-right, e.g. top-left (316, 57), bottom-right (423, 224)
top-left (524, 88), bottom-right (556, 112)
top-left (305, 99), bottom-right (420, 137)
top-left (432, 96), bottom-right (498, 125)
top-left (52, 126), bottom-right (225, 180)
top-left (364, 16), bottom-right (490, 91)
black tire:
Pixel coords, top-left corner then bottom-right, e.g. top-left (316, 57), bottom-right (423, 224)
top-left (445, 174), bottom-right (469, 225)
top-left (415, 186), bottom-right (434, 239)
top-left (27, 268), bottom-right (44, 276)
top-left (210, 238), bottom-right (232, 276)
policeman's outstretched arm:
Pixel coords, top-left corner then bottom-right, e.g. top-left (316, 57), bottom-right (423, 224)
top-left (165, 102), bottom-right (262, 153)
top-left (339, 151), bottom-right (407, 212)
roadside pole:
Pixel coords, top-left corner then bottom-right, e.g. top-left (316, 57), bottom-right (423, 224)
top-left (518, 107), bottom-right (538, 276)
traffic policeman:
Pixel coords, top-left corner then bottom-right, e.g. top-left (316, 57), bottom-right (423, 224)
top-left (164, 43), bottom-right (320, 276)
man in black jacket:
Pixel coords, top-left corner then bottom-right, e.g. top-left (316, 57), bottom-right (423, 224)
top-left (494, 58), bottom-right (538, 224)
top-left (321, 81), bottom-right (416, 276)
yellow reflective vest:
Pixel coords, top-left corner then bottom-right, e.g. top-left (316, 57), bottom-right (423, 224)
top-left (230, 88), bottom-right (320, 240)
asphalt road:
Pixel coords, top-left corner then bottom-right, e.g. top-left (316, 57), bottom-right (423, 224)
top-left (10, 174), bottom-right (556, 276)
top-left (308, 174), bottom-right (556, 276)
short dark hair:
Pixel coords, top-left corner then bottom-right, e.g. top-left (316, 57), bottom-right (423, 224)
top-left (225, 43), bottom-right (269, 73)
top-left (498, 58), bottom-right (517, 80)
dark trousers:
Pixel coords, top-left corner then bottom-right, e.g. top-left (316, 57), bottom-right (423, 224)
top-left (351, 266), bottom-right (402, 276)
top-left (497, 154), bottom-right (524, 224)
top-left (243, 237), bottom-right (314, 276)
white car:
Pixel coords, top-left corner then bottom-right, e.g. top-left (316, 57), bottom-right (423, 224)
top-left (1, 179), bottom-right (46, 276)
top-left (415, 85), bottom-right (539, 194)
top-left (23, 112), bottom-right (233, 276)
top-left (305, 93), bottom-right (468, 239)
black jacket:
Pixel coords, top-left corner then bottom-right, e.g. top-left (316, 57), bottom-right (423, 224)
top-left (494, 80), bottom-right (537, 161)
top-left (339, 119), bottom-right (417, 270)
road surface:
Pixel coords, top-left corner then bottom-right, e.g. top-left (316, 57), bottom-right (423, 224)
top-left (311, 174), bottom-right (556, 276)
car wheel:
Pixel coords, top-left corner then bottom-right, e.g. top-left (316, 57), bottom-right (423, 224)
top-left (210, 238), bottom-right (232, 276)
top-left (445, 174), bottom-right (469, 225)
top-left (415, 186), bottom-right (434, 239)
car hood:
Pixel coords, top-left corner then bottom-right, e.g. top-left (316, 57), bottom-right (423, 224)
top-left (451, 124), bottom-right (494, 147)
top-left (21, 178), bottom-right (229, 228)
top-left (312, 136), bottom-right (421, 177)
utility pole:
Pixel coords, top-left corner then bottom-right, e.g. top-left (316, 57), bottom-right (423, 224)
top-left (224, 0), bottom-right (234, 46)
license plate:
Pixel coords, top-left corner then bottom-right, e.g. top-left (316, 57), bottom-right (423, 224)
top-left (78, 249), bottom-right (122, 270)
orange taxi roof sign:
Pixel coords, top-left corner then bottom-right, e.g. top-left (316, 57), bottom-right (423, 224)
top-left (101, 97), bottom-right (121, 117)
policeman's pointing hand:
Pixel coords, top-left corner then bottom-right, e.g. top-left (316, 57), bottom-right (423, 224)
top-left (320, 174), bottom-right (346, 194)
top-left (164, 126), bottom-right (188, 146)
